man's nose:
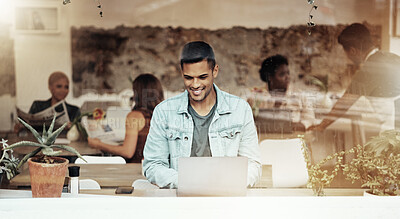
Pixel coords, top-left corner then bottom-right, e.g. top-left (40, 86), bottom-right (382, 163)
top-left (192, 78), bottom-right (200, 88)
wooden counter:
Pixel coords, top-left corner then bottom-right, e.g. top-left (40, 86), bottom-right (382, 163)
top-left (8, 163), bottom-right (145, 189)
top-left (79, 188), bottom-right (365, 197)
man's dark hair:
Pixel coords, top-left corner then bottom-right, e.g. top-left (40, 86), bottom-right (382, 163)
top-left (338, 23), bottom-right (374, 52)
top-left (259, 54), bottom-right (288, 83)
top-left (180, 41), bottom-right (216, 70)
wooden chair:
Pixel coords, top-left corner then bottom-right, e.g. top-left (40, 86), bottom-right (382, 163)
top-left (79, 179), bottom-right (101, 190)
top-left (75, 155), bottom-right (126, 164)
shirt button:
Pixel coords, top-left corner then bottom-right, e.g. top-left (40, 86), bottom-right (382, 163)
top-left (184, 136), bottom-right (188, 141)
top-left (169, 134), bottom-right (173, 138)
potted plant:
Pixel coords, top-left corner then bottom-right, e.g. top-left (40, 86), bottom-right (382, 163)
top-left (0, 139), bottom-right (19, 186)
top-left (300, 135), bottom-right (356, 196)
top-left (343, 130), bottom-right (400, 196)
top-left (3, 114), bottom-right (86, 197)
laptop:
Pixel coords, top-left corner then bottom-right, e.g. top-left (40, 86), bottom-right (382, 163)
top-left (177, 157), bottom-right (248, 197)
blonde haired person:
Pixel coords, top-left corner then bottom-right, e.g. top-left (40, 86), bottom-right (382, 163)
top-left (14, 71), bottom-right (80, 133)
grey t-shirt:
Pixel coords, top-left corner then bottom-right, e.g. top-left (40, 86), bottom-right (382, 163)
top-left (188, 103), bottom-right (217, 157)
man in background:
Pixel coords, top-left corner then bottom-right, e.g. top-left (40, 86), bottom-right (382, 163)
top-left (309, 23), bottom-right (400, 133)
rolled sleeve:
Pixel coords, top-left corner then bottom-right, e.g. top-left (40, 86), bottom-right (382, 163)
top-left (239, 103), bottom-right (261, 187)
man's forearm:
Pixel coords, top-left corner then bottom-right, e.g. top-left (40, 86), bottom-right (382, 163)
top-left (144, 162), bottom-right (178, 188)
top-left (319, 92), bottom-right (360, 129)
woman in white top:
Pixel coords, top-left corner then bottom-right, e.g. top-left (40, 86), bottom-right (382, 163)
top-left (248, 55), bottom-right (316, 132)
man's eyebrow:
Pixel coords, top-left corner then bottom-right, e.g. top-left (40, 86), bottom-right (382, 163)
top-left (183, 72), bottom-right (209, 77)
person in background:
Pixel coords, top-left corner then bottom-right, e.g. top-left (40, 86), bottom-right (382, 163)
top-left (247, 54), bottom-right (316, 132)
top-left (143, 41), bottom-right (261, 188)
top-left (28, 71), bottom-right (80, 120)
top-left (14, 71), bottom-right (80, 133)
top-left (88, 74), bottom-right (164, 163)
top-left (308, 23), bottom-right (400, 132)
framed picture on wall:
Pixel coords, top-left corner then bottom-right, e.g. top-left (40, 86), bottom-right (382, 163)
top-left (15, 5), bottom-right (60, 34)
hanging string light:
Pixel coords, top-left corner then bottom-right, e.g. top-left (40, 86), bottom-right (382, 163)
top-left (307, 0), bottom-right (318, 35)
top-left (62, 0), bottom-right (103, 17)
top-left (95, 0), bottom-right (103, 17)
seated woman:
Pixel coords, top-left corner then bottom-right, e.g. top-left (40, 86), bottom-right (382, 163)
top-left (87, 74), bottom-right (164, 163)
top-left (29, 71), bottom-right (80, 121)
top-left (247, 55), bottom-right (315, 132)
top-left (14, 71), bottom-right (80, 132)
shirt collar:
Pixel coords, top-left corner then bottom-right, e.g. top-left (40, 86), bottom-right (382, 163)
top-left (365, 48), bottom-right (379, 61)
top-left (177, 84), bottom-right (231, 115)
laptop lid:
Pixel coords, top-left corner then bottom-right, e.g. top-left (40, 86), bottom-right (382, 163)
top-left (177, 157), bottom-right (248, 197)
top-left (105, 107), bottom-right (131, 141)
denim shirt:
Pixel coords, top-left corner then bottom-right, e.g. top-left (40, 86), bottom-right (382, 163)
top-left (143, 85), bottom-right (261, 188)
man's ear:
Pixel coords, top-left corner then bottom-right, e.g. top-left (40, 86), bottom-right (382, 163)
top-left (347, 47), bottom-right (358, 56)
top-left (212, 65), bottom-right (219, 78)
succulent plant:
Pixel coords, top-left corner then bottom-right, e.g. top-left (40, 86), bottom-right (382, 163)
top-left (4, 114), bottom-right (86, 168)
top-left (0, 139), bottom-right (19, 180)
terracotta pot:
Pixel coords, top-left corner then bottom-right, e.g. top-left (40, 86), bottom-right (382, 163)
top-left (28, 157), bottom-right (69, 198)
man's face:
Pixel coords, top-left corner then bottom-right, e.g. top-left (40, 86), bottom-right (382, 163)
top-left (344, 47), bottom-right (363, 66)
top-left (181, 60), bottom-right (218, 103)
top-left (49, 78), bottom-right (69, 102)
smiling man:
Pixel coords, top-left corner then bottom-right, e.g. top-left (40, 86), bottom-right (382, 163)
top-left (143, 41), bottom-right (261, 188)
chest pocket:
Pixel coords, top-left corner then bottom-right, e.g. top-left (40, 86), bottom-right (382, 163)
top-left (218, 127), bottom-right (242, 155)
top-left (166, 130), bottom-right (186, 158)
top-left (219, 127), bottom-right (242, 139)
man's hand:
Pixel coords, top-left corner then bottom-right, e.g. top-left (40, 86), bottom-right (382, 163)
top-left (307, 124), bottom-right (325, 132)
top-left (307, 119), bottom-right (333, 132)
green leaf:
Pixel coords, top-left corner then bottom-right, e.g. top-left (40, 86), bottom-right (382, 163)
top-left (44, 123), bottom-right (67, 145)
top-left (47, 114), bottom-right (57, 135)
top-left (17, 147), bottom-right (42, 169)
top-left (305, 75), bottom-right (327, 93)
top-left (51, 144), bottom-right (87, 162)
top-left (5, 141), bottom-right (46, 150)
top-left (42, 147), bottom-right (62, 156)
top-left (42, 124), bottom-right (47, 142)
top-left (17, 118), bottom-right (43, 144)
top-left (76, 123), bottom-right (88, 140)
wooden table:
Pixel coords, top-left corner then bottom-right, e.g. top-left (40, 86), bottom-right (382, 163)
top-left (3, 133), bottom-right (101, 156)
top-left (8, 163), bottom-right (145, 189)
top-left (80, 188), bottom-right (366, 197)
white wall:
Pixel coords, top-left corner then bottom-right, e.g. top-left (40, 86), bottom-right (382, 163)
top-left (0, 0), bottom-right (392, 131)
